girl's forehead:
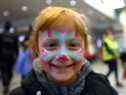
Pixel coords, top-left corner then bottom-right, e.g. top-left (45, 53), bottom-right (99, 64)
top-left (49, 25), bottom-right (75, 32)
top-left (43, 30), bottom-right (81, 38)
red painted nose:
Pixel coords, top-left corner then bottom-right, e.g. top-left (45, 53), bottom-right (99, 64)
top-left (56, 55), bottom-right (69, 63)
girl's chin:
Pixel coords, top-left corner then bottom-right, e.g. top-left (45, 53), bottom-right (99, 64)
top-left (47, 68), bottom-right (77, 85)
top-left (51, 74), bottom-right (76, 85)
top-left (43, 62), bottom-right (83, 85)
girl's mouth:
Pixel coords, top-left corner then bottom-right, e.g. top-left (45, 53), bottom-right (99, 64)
top-left (49, 63), bottom-right (76, 68)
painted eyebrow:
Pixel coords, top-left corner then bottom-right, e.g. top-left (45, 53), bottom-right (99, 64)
top-left (66, 38), bottom-right (81, 41)
top-left (42, 38), bottom-right (58, 43)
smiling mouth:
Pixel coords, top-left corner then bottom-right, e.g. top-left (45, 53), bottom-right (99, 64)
top-left (49, 63), bottom-right (75, 68)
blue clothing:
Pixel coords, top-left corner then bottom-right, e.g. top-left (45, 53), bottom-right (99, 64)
top-left (16, 49), bottom-right (33, 77)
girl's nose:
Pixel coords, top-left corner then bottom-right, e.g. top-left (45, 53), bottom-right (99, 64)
top-left (56, 55), bottom-right (69, 63)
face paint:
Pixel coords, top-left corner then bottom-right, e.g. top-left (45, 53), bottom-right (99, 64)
top-left (66, 48), bottom-right (83, 61)
top-left (40, 48), bottom-right (56, 62)
top-left (52, 31), bottom-right (76, 44)
top-left (38, 29), bottom-right (85, 84)
top-left (55, 55), bottom-right (69, 63)
top-left (53, 31), bottom-right (83, 62)
top-left (39, 31), bottom-right (84, 65)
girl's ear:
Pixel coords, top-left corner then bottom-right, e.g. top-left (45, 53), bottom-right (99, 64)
top-left (31, 48), bottom-right (39, 60)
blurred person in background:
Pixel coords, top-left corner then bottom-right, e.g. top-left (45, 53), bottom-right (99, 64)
top-left (120, 52), bottom-right (126, 79)
top-left (9, 7), bottom-right (118, 95)
top-left (16, 38), bottom-right (33, 80)
top-left (102, 27), bottom-right (123, 87)
top-left (0, 21), bottom-right (19, 95)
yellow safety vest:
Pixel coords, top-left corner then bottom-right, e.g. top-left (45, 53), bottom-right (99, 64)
top-left (103, 37), bottom-right (118, 61)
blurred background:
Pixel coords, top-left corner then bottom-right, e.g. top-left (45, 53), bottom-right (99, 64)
top-left (0, 0), bottom-right (126, 95)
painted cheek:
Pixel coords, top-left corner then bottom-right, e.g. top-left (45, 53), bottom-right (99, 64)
top-left (39, 49), bottom-right (54, 63)
top-left (68, 48), bottom-right (83, 61)
top-left (38, 49), bottom-right (50, 72)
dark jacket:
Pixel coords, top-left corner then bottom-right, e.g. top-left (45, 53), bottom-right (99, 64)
top-left (0, 33), bottom-right (19, 61)
top-left (9, 70), bottom-right (118, 95)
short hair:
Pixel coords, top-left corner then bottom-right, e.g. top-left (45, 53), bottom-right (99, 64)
top-left (28, 6), bottom-right (88, 52)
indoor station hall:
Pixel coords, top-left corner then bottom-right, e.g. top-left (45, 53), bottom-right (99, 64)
top-left (0, 0), bottom-right (126, 95)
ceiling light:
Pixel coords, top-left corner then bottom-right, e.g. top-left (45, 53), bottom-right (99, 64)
top-left (21, 6), bottom-right (28, 11)
top-left (46, 0), bottom-right (52, 5)
top-left (70, 0), bottom-right (76, 6)
top-left (3, 11), bottom-right (10, 16)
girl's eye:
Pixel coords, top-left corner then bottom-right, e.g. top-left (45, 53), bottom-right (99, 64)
top-left (43, 40), bottom-right (59, 50)
top-left (67, 40), bottom-right (81, 50)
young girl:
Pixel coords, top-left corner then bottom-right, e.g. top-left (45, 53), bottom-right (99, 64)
top-left (9, 6), bottom-right (118, 95)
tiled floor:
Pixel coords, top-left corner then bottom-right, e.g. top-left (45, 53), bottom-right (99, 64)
top-left (0, 61), bottom-right (126, 95)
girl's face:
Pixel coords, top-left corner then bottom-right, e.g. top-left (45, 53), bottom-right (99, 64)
top-left (38, 27), bottom-right (85, 85)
